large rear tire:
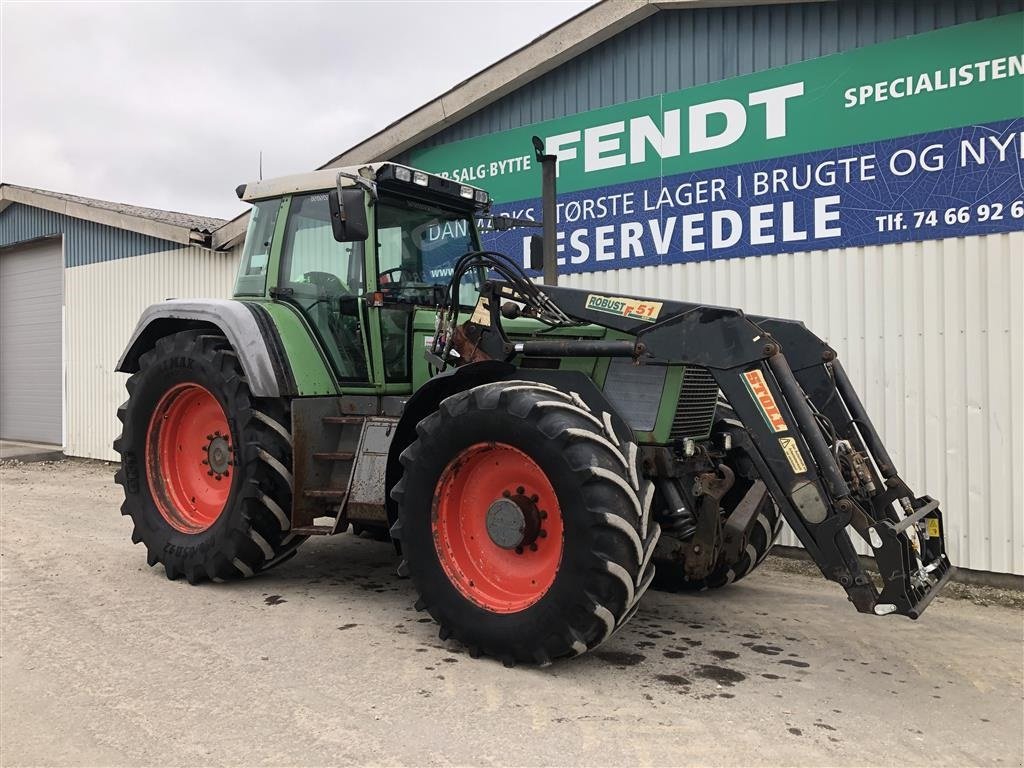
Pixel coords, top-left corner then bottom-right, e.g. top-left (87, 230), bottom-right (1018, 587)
top-left (113, 330), bottom-right (304, 583)
top-left (392, 380), bottom-right (659, 665)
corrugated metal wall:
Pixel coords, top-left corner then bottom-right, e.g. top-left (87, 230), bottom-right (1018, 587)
top-left (0, 203), bottom-right (185, 266)
top-left (401, 0), bottom-right (1023, 158)
top-left (64, 245), bottom-right (241, 461)
top-left (399, 0), bottom-right (1024, 575)
top-left (563, 232), bottom-right (1023, 576)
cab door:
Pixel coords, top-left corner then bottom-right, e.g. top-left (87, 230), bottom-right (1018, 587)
top-left (277, 191), bottom-right (371, 384)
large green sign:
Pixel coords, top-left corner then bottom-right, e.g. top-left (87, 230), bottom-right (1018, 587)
top-left (410, 14), bottom-right (1024, 202)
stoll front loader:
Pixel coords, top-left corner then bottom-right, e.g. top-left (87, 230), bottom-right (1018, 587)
top-left (114, 142), bottom-right (951, 665)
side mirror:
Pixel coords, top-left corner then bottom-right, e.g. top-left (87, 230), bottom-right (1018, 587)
top-left (328, 187), bottom-right (368, 242)
top-left (528, 234), bottom-right (544, 271)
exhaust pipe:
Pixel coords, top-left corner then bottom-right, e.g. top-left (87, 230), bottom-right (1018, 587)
top-left (532, 135), bottom-right (558, 286)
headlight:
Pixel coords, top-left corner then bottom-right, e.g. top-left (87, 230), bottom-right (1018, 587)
top-left (459, 185), bottom-right (474, 199)
top-left (394, 166), bottom-right (412, 183)
top-left (412, 171), bottom-right (429, 186)
top-left (475, 190), bottom-right (489, 204)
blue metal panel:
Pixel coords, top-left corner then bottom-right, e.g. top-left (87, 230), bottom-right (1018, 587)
top-left (0, 203), bottom-right (184, 267)
top-left (400, 0), bottom-right (1022, 159)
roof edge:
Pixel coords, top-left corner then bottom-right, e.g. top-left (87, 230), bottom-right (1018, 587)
top-left (0, 185), bottom-right (207, 246)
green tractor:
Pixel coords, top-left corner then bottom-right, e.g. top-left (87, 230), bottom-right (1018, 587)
top-left (114, 148), bottom-right (951, 665)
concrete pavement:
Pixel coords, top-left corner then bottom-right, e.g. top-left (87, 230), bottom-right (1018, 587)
top-left (1, 459), bottom-right (1021, 767)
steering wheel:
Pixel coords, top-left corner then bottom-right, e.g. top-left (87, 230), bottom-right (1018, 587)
top-left (300, 272), bottom-right (366, 376)
top-left (378, 266), bottom-right (420, 285)
top-left (303, 270), bottom-right (350, 296)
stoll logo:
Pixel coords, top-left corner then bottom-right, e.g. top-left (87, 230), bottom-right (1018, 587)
top-left (743, 370), bottom-right (788, 432)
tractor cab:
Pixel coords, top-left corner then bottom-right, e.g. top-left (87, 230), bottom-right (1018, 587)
top-left (232, 164), bottom-right (491, 386)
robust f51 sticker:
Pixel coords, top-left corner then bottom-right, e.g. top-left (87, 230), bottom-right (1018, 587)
top-left (743, 370), bottom-right (789, 432)
top-left (584, 294), bottom-right (663, 323)
top-left (779, 437), bottom-right (808, 474)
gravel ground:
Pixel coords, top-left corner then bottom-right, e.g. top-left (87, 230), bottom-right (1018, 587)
top-left (2, 458), bottom-right (1022, 767)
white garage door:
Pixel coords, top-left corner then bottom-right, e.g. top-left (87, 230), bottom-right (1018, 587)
top-left (0, 239), bottom-right (64, 445)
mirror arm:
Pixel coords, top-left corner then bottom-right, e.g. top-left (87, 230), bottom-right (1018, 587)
top-left (335, 169), bottom-right (378, 202)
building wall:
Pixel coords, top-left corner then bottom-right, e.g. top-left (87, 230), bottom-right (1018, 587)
top-left (65, 245), bottom-right (241, 461)
top-left (0, 202), bottom-right (188, 266)
top-left (0, 203), bottom-right (242, 461)
top-left (399, 1), bottom-right (1024, 575)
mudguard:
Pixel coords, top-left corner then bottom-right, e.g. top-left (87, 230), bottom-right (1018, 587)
top-left (383, 361), bottom-right (635, 535)
top-left (116, 299), bottom-right (286, 398)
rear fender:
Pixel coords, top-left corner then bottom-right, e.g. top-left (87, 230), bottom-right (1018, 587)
top-left (116, 299), bottom-right (291, 397)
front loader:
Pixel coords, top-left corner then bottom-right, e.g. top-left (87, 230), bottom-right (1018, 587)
top-left (114, 146), bottom-right (951, 665)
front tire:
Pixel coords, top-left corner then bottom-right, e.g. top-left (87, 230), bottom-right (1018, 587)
top-left (392, 380), bottom-right (659, 665)
top-left (113, 330), bottom-right (304, 583)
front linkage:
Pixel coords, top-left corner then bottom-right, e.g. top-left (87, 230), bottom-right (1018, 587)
top-left (455, 277), bottom-right (951, 619)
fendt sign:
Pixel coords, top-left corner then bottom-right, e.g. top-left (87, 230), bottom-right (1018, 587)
top-left (410, 14), bottom-right (1024, 274)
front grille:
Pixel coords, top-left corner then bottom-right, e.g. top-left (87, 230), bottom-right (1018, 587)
top-left (670, 366), bottom-right (720, 441)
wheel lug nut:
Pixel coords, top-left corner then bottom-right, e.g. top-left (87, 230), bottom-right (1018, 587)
top-left (529, 543), bottom-right (538, 552)
top-left (540, 511), bottom-right (547, 519)
top-left (514, 546), bottom-right (524, 555)
top-left (201, 459), bottom-right (208, 465)
top-left (207, 470), bottom-right (214, 476)
top-left (206, 434), bottom-right (214, 440)
top-left (516, 486), bottom-right (525, 495)
top-left (538, 529), bottom-right (547, 538)
top-left (502, 490), bottom-right (511, 498)
top-left (202, 445), bottom-right (209, 452)
top-left (530, 494), bottom-right (538, 503)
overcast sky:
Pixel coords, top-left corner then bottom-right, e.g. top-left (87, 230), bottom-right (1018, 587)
top-left (2, 1), bottom-right (592, 221)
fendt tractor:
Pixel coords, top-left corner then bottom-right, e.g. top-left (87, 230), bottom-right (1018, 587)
top-left (114, 139), bottom-right (952, 665)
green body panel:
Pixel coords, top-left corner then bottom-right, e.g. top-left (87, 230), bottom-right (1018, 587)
top-left (249, 299), bottom-right (337, 396)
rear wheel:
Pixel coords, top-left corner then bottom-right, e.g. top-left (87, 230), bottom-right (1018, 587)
top-left (114, 330), bottom-right (304, 582)
top-left (392, 380), bottom-right (659, 665)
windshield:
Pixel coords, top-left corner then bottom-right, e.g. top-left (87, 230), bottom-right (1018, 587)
top-left (376, 197), bottom-right (480, 304)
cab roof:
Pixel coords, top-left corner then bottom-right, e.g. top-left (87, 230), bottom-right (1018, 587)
top-left (237, 163), bottom-right (488, 204)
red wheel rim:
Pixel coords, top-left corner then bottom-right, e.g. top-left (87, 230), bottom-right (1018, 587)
top-left (146, 383), bottom-right (233, 534)
top-left (432, 442), bottom-right (564, 614)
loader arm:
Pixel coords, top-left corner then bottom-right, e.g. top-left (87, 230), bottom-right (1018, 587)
top-left (470, 281), bottom-right (951, 618)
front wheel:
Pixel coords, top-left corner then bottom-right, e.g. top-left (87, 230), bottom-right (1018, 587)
top-left (113, 330), bottom-right (304, 583)
top-left (392, 380), bottom-right (659, 665)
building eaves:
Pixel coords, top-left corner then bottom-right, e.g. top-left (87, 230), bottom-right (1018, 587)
top-left (0, 184), bottom-right (227, 246)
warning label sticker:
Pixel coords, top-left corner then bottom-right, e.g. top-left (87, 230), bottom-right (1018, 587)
top-left (779, 437), bottom-right (808, 474)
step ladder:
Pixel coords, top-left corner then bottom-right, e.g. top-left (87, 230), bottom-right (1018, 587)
top-left (291, 408), bottom-right (365, 535)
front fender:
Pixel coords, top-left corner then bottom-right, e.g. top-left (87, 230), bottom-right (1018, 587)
top-left (116, 299), bottom-right (288, 397)
top-left (384, 362), bottom-right (634, 534)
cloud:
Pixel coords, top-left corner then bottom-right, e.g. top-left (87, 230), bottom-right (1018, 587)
top-left (1, 1), bottom-right (592, 219)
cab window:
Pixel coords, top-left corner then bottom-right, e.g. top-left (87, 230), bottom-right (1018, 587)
top-left (280, 192), bottom-right (368, 381)
top-left (234, 198), bottom-right (281, 296)
top-left (375, 197), bottom-right (478, 381)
